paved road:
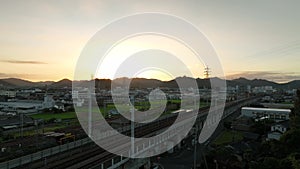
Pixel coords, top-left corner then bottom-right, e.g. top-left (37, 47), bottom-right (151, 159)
top-left (157, 137), bottom-right (202, 169)
top-left (157, 109), bottom-right (241, 169)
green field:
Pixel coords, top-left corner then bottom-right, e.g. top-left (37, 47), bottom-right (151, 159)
top-left (30, 100), bottom-right (210, 121)
top-left (30, 112), bottom-right (77, 120)
top-left (213, 130), bottom-right (243, 145)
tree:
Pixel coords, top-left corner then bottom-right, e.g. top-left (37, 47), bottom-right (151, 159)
top-left (250, 157), bottom-right (280, 169)
top-left (224, 121), bottom-right (232, 129)
top-left (291, 89), bottom-right (300, 129)
top-left (280, 129), bottom-right (300, 154)
top-left (279, 158), bottom-right (294, 169)
top-left (294, 89), bottom-right (300, 116)
top-left (288, 153), bottom-right (300, 169)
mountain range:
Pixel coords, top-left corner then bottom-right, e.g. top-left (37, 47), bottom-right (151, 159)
top-left (0, 77), bottom-right (299, 89)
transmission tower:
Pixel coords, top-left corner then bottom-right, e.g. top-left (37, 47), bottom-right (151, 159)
top-left (204, 66), bottom-right (211, 79)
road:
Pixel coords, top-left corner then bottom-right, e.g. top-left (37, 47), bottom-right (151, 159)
top-left (157, 109), bottom-right (241, 169)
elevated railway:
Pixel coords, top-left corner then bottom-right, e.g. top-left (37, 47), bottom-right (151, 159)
top-left (6, 97), bottom-right (258, 169)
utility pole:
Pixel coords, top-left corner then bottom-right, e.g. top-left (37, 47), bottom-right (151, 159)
top-left (214, 160), bottom-right (219, 169)
top-left (18, 112), bottom-right (24, 138)
top-left (130, 95), bottom-right (135, 158)
top-left (88, 78), bottom-right (93, 137)
top-left (35, 120), bottom-right (39, 150)
top-left (194, 124), bottom-right (198, 169)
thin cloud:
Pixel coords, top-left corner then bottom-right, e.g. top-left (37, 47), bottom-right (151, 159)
top-left (0, 73), bottom-right (44, 80)
top-left (0, 60), bottom-right (47, 64)
top-left (0, 73), bottom-right (32, 79)
top-left (246, 40), bottom-right (300, 58)
top-left (226, 71), bottom-right (300, 83)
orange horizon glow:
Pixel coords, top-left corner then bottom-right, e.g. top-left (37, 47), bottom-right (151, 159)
top-left (0, 1), bottom-right (299, 83)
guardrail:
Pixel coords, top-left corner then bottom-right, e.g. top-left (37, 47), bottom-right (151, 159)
top-left (0, 137), bottom-right (92, 169)
top-left (89, 98), bottom-right (258, 169)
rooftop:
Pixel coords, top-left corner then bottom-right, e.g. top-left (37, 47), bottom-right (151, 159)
top-left (242, 107), bottom-right (291, 112)
top-left (272, 120), bottom-right (290, 128)
top-left (0, 101), bottom-right (43, 108)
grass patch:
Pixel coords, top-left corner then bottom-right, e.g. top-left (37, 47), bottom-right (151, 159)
top-left (214, 130), bottom-right (243, 145)
top-left (169, 99), bottom-right (181, 104)
top-left (30, 112), bottom-right (77, 120)
top-left (73, 100), bottom-right (210, 119)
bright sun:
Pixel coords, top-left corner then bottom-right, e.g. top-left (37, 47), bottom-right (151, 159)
top-left (95, 34), bottom-right (205, 80)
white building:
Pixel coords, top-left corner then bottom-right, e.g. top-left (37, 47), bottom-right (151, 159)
top-left (0, 95), bottom-right (55, 114)
top-left (241, 107), bottom-right (290, 122)
top-left (0, 90), bottom-right (16, 98)
top-left (267, 120), bottom-right (290, 140)
top-left (252, 86), bottom-right (276, 94)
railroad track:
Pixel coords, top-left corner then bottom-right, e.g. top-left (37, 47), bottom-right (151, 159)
top-left (25, 114), bottom-right (177, 169)
top-left (62, 119), bottom-right (176, 169)
top-left (16, 98), bottom-right (257, 169)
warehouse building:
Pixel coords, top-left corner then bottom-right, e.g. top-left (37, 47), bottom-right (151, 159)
top-left (241, 107), bottom-right (290, 122)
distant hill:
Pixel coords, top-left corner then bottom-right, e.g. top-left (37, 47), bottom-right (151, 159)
top-left (280, 80), bottom-right (300, 89)
top-left (130, 78), bottom-right (162, 88)
top-left (35, 81), bottom-right (54, 86)
top-left (0, 78), bottom-right (71, 89)
top-left (95, 79), bottom-right (111, 89)
top-left (0, 77), bottom-right (299, 89)
top-left (0, 79), bottom-right (14, 88)
top-left (49, 79), bottom-right (72, 88)
top-left (161, 76), bottom-right (211, 89)
top-left (0, 78), bottom-right (35, 88)
top-left (230, 77), bottom-right (251, 85)
top-left (108, 77), bottom-right (163, 89)
top-left (231, 77), bottom-right (279, 87)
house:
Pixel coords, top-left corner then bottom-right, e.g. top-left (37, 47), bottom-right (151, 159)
top-left (108, 109), bottom-right (119, 116)
top-left (54, 102), bottom-right (65, 112)
top-left (0, 90), bottom-right (16, 98)
top-left (267, 120), bottom-right (290, 141)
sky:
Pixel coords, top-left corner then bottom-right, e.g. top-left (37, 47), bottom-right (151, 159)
top-left (0, 0), bottom-right (299, 83)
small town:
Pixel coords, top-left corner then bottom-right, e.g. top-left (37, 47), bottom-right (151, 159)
top-left (0, 1), bottom-right (299, 169)
top-left (0, 77), bottom-right (299, 168)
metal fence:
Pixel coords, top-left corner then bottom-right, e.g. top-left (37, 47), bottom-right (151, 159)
top-left (0, 137), bottom-right (92, 169)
